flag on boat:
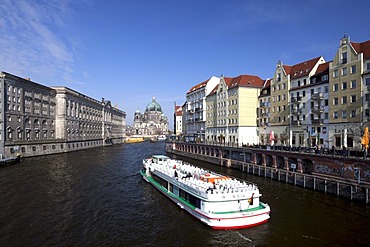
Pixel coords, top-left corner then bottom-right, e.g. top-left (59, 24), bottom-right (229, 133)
top-left (361, 127), bottom-right (369, 149)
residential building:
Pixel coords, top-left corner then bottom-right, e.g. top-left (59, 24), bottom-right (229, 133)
top-left (258, 79), bottom-right (271, 145)
top-left (329, 35), bottom-right (370, 149)
top-left (174, 104), bottom-right (183, 136)
top-left (269, 57), bottom-right (325, 146)
top-left (185, 76), bottom-right (219, 141)
top-left (206, 74), bottom-right (264, 145)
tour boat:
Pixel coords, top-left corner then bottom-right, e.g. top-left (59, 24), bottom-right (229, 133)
top-left (125, 137), bottom-right (145, 143)
top-left (157, 135), bottom-right (166, 141)
top-left (141, 155), bottom-right (270, 230)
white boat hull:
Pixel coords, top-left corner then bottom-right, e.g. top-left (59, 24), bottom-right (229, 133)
top-left (141, 169), bottom-right (270, 229)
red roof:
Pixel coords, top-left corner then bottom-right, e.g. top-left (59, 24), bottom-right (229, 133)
top-left (283, 65), bottom-right (292, 76)
top-left (208, 74), bottom-right (264, 96)
top-left (262, 79), bottom-right (272, 89)
top-left (351, 39), bottom-right (370, 59)
top-left (290, 56), bottom-right (322, 79)
top-left (226, 74), bottom-right (264, 89)
top-left (313, 61), bottom-right (329, 76)
top-left (175, 105), bottom-right (182, 116)
top-left (187, 78), bottom-right (210, 94)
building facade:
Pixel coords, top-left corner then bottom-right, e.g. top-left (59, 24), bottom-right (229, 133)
top-left (174, 104), bottom-right (183, 136)
top-left (185, 76), bottom-right (220, 141)
top-left (328, 35), bottom-right (370, 149)
top-left (206, 74), bottom-right (264, 145)
top-left (0, 71), bottom-right (126, 158)
top-left (268, 56), bottom-right (325, 147)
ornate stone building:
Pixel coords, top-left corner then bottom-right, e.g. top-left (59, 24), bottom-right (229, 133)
top-left (132, 97), bottom-right (168, 137)
top-left (0, 71), bottom-right (126, 158)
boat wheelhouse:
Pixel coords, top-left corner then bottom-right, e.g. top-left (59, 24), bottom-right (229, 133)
top-left (141, 155), bottom-right (270, 229)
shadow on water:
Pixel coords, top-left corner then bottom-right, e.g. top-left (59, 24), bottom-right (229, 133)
top-left (0, 142), bottom-right (369, 246)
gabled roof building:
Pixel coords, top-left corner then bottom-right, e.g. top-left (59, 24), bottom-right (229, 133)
top-left (206, 74), bottom-right (264, 145)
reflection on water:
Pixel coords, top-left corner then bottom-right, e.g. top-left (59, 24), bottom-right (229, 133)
top-left (0, 142), bottom-right (369, 246)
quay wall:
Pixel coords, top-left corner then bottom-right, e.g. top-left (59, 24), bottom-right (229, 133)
top-left (166, 142), bottom-right (370, 203)
top-left (6, 137), bottom-right (124, 158)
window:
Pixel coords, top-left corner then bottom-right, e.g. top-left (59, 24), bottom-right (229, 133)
top-left (325, 113), bottom-right (328, 119)
top-left (351, 80), bottom-right (356, 89)
top-left (351, 65), bottom-right (356, 74)
top-left (342, 67), bottom-right (347, 76)
top-left (342, 82), bottom-right (347, 90)
top-left (333, 83), bottom-right (338, 92)
top-left (322, 74), bottom-right (328, 81)
top-left (342, 111), bottom-right (347, 118)
top-left (341, 52), bottom-right (347, 64)
top-left (333, 97), bottom-right (338, 105)
top-left (333, 70), bottom-right (338, 78)
top-left (367, 63), bottom-right (370, 71)
top-left (303, 91), bottom-right (306, 97)
top-left (325, 86), bottom-right (329, 93)
top-left (342, 96), bottom-right (347, 104)
top-left (351, 110), bottom-right (356, 118)
top-left (333, 112), bottom-right (338, 119)
top-left (325, 99), bottom-right (329, 106)
top-left (366, 78), bottom-right (370, 86)
top-left (277, 73), bottom-right (281, 81)
top-left (351, 95), bottom-right (356, 103)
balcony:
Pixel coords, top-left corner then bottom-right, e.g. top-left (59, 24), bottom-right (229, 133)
top-left (259, 112), bottom-right (270, 118)
top-left (311, 92), bottom-right (323, 101)
top-left (312, 119), bottom-right (324, 125)
top-left (260, 122), bottom-right (269, 128)
top-left (291, 96), bottom-right (302, 103)
top-left (259, 102), bottom-right (270, 108)
top-left (291, 108), bottom-right (302, 115)
top-left (291, 120), bottom-right (301, 127)
top-left (311, 106), bottom-right (324, 114)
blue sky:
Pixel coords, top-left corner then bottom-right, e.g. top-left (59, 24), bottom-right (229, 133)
top-left (1, 0), bottom-right (370, 129)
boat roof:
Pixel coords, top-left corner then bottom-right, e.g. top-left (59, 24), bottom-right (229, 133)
top-left (152, 155), bottom-right (169, 159)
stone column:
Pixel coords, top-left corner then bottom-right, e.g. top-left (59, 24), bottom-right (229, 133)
top-left (272, 155), bottom-right (277, 169)
top-left (297, 158), bottom-right (303, 173)
top-left (251, 153), bottom-right (257, 165)
top-left (284, 157), bottom-right (289, 170)
top-left (261, 154), bottom-right (266, 166)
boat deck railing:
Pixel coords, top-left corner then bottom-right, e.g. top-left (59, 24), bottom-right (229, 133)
top-left (149, 159), bottom-right (259, 200)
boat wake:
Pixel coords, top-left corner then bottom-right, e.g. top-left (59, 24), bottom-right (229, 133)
top-left (209, 231), bottom-right (255, 247)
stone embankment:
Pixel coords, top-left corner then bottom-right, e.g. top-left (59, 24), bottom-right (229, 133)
top-left (166, 142), bottom-right (370, 203)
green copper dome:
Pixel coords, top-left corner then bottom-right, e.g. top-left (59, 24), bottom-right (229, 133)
top-left (145, 97), bottom-right (162, 112)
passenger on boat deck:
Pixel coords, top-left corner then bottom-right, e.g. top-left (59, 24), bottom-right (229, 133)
top-left (182, 172), bottom-right (192, 179)
top-left (174, 170), bottom-right (178, 177)
top-left (206, 187), bottom-right (213, 193)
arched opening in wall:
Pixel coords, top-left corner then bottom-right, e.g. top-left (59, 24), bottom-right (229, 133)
top-left (302, 159), bottom-right (313, 174)
top-left (276, 156), bottom-right (285, 169)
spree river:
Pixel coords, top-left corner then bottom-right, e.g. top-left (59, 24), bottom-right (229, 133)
top-left (0, 142), bottom-right (369, 247)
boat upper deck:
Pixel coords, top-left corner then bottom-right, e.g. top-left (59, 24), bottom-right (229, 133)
top-left (144, 157), bottom-right (260, 201)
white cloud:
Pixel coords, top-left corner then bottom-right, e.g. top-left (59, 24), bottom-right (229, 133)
top-left (0, 0), bottom-right (78, 83)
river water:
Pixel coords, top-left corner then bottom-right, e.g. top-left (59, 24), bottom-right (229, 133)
top-left (0, 141), bottom-right (369, 247)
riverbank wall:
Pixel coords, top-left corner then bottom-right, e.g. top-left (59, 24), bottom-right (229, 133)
top-left (166, 142), bottom-right (370, 204)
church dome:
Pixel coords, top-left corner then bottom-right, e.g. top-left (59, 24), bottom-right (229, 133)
top-left (145, 97), bottom-right (162, 112)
